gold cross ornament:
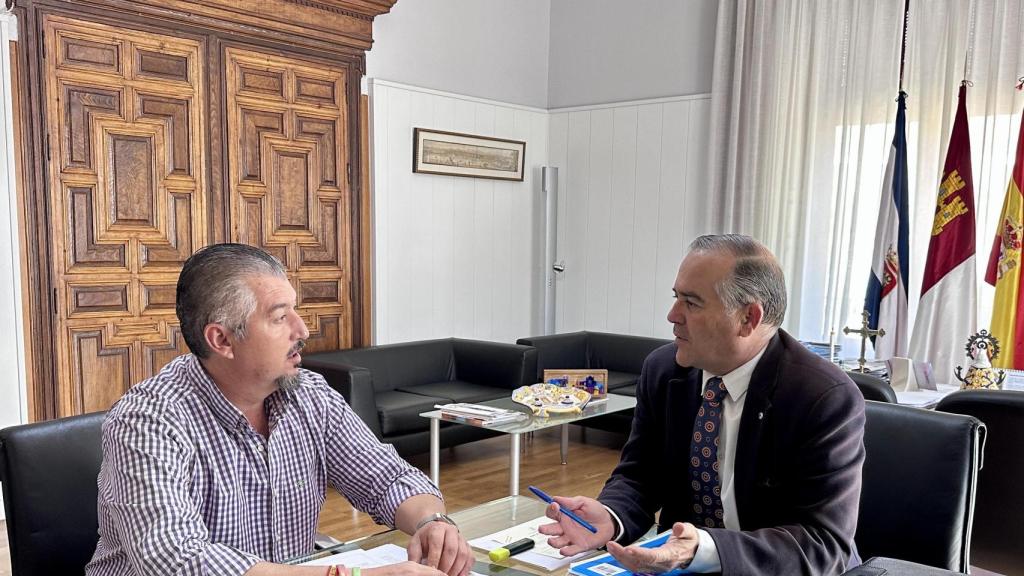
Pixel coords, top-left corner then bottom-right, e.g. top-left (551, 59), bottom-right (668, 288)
top-left (843, 310), bottom-right (885, 373)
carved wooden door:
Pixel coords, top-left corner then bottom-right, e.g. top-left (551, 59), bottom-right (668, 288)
top-left (43, 15), bottom-right (205, 416)
top-left (225, 47), bottom-right (354, 354)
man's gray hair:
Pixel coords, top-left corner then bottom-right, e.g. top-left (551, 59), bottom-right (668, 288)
top-left (688, 234), bottom-right (787, 327)
top-left (176, 243), bottom-right (287, 358)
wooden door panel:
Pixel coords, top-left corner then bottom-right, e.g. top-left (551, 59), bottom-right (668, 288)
top-left (45, 15), bottom-right (205, 416)
top-left (226, 47), bottom-right (352, 351)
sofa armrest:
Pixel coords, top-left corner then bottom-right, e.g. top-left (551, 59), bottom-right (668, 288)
top-left (303, 361), bottom-right (383, 439)
top-left (451, 339), bottom-right (538, 390)
top-left (516, 332), bottom-right (588, 380)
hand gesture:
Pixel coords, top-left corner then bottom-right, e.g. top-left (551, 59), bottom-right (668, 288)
top-left (363, 561), bottom-right (446, 576)
top-left (407, 520), bottom-right (473, 576)
top-left (536, 495), bottom-right (616, 556)
top-left (605, 522), bottom-right (699, 574)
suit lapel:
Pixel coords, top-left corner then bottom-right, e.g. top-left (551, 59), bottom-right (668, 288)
top-left (733, 332), bottom-right (784, 525)
top-left (665, 367), bottom-right (703, 532)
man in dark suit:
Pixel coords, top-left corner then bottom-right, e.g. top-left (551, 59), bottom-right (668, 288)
top-left (539, 235), bottom-right (865, 575)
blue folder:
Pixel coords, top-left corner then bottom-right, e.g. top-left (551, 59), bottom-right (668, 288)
top-left (570, 532), bottom-right (685, 576)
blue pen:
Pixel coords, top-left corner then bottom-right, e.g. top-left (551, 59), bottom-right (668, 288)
top-left (528, 485), bottom-right (599, 533)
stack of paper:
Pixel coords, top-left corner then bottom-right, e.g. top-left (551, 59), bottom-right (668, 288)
top-left (300, 542), bottom-right (483, 576)
top-left (468, 516), bottom-right (593, 570)
top-left (435, 403), bottom-right (526, 426)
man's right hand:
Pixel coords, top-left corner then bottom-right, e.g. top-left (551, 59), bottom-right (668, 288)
top-left (364, 561), bottom-right (446, 576)
top-left (536, 495), bottom-right (616, 556)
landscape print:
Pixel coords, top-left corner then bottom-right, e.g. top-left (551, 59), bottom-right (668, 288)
top-left (413, 128), bottom-right (525, 181)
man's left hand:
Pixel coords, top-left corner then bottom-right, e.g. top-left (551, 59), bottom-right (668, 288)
top-left (407, 520), bottom-right (473, 576)
top-left (606, 522), bottom-right (699, 574)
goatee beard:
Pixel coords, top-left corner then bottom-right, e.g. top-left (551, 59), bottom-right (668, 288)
top-left (276, 373), bottom-right (301, 391)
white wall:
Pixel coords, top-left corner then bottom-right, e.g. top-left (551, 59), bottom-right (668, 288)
top-left (366, 0), bottom-right (552, 108)
top-left (0, 11), bottom-right (27, 520)
top-left (370, 80), bottom-right (549, 344)
top-left (548, 95), bottom-right (712, 339)
top-left (547, 0), bottom-right (718, 108)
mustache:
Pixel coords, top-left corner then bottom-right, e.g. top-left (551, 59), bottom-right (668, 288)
top-left (288, 340), bottom-right (307, 357)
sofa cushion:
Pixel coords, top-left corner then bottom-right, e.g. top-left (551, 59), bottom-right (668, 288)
top-left (397, 380), bottom-right (508, 404)
top-left (607, 370), bottom-right (640, 391)
top-left (376, 390), bottom-right (448, 436)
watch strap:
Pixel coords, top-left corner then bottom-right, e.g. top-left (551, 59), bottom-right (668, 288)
top-left (415, 512), bottom-right (457, 532)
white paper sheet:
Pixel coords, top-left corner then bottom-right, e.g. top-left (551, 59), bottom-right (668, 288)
top-left (468, 516), bottom-right (592, 570)
top-left (895, 384), bottom-right (957, 408)
top-left (300, 542), bottom-right (487, 575)
top-left (300, 543), bottom-right (410, 567)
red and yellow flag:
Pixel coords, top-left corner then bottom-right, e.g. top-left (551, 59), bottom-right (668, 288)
top-left (985, 108), bottom-right (1024, 368)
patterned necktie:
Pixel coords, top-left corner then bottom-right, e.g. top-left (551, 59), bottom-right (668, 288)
top-left (690, 376), bottom-right (728, 529)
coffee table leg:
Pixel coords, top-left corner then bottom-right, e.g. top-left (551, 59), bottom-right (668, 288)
top-left (430, 418), bottom-right (440, 487)
top-left (561, 424), bottom-right (569, 465)
top-left (510, 432), bottom-right (521, 496)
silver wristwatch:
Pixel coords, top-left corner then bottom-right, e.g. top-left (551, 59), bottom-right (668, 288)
top-left (415, 512), bottom-right (458, 532)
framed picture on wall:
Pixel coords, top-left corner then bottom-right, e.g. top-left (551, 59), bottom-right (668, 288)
top-left (413, 128), bottom-right (526, 181)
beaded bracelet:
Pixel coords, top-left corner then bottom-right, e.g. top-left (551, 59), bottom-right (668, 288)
top-left (325, 566), bottom-right (350, 576)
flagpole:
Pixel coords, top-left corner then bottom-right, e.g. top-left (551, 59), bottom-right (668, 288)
top-left (962, 0), bottom-right (976, 83)
top-left (898, 0), bottom-right (910, 93)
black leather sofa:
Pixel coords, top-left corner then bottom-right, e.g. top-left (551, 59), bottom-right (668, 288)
top-left (515, 331), bottom-right (671, 433)
top-left (303, 338), bottom-right (537, 457)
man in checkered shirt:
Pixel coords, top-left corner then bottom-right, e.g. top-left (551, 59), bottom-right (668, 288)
top-left (86, 244), bottom-right (473, 576)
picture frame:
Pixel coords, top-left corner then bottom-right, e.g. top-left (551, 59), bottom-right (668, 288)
top-left (543, 368), bottom-right (609, 401)
top-left (413, 128), bottom-right (526, 181)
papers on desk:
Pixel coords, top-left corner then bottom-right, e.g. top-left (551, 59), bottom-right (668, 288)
top-left (300, 543), bottom-right (486, 576)
top-left (436, 403), bottom-right (527, 426)
top-left (300, 543), bottom-right (409, 567)
top-left (570, 532), bottom-right (681, 576)
top-left (895, 384), bottom-right (958, 408)
top-left (468, 516), bottom-right (592, 571)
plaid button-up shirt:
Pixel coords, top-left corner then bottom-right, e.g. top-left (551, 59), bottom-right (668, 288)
top-left (86, 354), bottom-right (440, 575)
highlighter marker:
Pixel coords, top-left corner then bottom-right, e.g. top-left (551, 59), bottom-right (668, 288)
top-left (488, 537), bottom-right (535, 562)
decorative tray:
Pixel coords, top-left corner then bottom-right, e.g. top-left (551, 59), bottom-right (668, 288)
top-left (511, 383), bottom-right (591, 417)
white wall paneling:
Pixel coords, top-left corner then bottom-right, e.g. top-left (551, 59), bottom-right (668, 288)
top-left (548, 95), bottom-right (712, 339)
top-left (369, 79), bottom-right (549, 344)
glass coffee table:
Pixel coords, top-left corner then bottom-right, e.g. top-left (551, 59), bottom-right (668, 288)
top-left (419, 394), bottom-right (637, 496)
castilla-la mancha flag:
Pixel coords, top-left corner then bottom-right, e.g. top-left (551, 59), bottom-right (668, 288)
top-left (985, 103), bottom-right (1024, 369)
top-left (909, 84), bottom-right (976, 383)
top-left (865, 91), bottom-right (910, 359)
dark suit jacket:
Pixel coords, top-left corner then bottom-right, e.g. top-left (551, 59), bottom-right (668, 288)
top-left (599, 330), bottom-right (865, 575)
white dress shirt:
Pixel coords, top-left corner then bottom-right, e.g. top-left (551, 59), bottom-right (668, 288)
top-left (607, 344), bottom-right (768, 574)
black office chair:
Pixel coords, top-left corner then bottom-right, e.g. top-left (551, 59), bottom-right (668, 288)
top-left (0, 411), bottom-right (107, 576)
top-left (936, 389), bottom-right (1024, 575)
top-left (847, 370), bottom-right (898, 403)
top-left (856, 401), bottom-right (984, 573)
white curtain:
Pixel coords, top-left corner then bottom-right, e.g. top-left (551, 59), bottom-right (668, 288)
top-left (709, 0), bottom-right (1024, 358)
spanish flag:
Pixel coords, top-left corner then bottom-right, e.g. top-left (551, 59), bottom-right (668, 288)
top-left (985, 108), bottom-right (1024, 368)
